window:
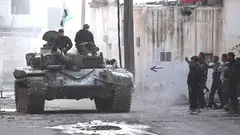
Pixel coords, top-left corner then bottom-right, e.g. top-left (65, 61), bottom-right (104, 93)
top-left (11, 0), bottom-right (30, 14)
top-left (205, 53), bottom-right (213, 62)
top-left (160, 51), bottom-right (172, 62)
top-left (136, 37), bottom-right (140, 47)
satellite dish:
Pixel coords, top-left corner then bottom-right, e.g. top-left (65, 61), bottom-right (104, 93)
top-left (42, 30), bottom-right (58, 42)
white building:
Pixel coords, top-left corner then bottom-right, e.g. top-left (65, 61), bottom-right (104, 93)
top-left (223, 0), bottom-right (240, 56)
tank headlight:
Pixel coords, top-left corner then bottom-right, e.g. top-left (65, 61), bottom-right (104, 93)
top-left (99, 70), bottom-right (108, 79)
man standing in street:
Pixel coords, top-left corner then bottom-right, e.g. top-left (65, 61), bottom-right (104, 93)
top-left (218, 54), bottom-right (229, 111)
top-left (54, 29), bottom-right (73, 54)
top-left (226, 52), bottom-right (239, 115)
top-left (187, 56), bottom-right (201, 113)
top-left (198, 52), bottom-right (208, 108)
top-left (207, 56), bottom-right (223, 109)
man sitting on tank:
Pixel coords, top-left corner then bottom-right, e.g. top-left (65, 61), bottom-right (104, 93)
top-left (54, 29), bottom-right (73, 54)
top-left (74, 24), bottom-right (98, 56)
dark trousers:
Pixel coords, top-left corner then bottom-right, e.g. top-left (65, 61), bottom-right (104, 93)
top-left (77, 43), bottom-right (97, 56)
top-left (222, 80), bottom-right (229, 106)
top-left (198, 85), bottom-right (206, 108)
top-left (189, 86), bottom-right (198, 110)
top-left (229, 81), bottom-right (238, 114)
top-left (209, 79), bottom-right (223, 105)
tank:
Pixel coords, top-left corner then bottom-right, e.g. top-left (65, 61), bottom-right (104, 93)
top-left (13, 31), bottom-right (134, 114)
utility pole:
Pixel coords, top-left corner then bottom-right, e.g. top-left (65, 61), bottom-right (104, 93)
top-left (81, 0), bottom-right (86, 26)
top-left (124, 0), bottom-right (135, 77)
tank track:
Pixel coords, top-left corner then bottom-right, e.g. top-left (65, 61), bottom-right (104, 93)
top-left (14, 77), bottom-right (46, 114)
top-left (95, 85), bottom-right (134, 113)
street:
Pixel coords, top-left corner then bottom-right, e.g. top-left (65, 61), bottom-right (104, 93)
top-left (0, 92), bottom-right (240, 135)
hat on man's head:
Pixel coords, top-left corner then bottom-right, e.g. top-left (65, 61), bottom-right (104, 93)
top-left (58, 29), bottom-right (64, 33)
top-left (191, 55), bottom-right (199, 61)
top-left (83, 24), bottom-right (90, 29)
top-left (227, 52), bottom-right (235, 57)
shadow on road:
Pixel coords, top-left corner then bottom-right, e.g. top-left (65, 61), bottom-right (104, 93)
top-left (43, 109), bottom-right (98, 114)
top-left (1, 109), bottom-right (136, 115)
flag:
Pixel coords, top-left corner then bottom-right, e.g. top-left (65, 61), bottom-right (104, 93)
top-left (60, 3), bottom-right (72, 28)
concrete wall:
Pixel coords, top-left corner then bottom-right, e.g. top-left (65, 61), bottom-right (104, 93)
top-left (134, 6), bottom-right (224, 104)
top-left (137, 6), bottom-right (223, 59)
top-left (223, 0), bottom-right (240, 55)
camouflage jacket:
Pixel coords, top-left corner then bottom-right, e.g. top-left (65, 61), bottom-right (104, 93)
top-left (218, 61), bottom-right (229, 81)
top-left (198, 60), bottom-right (208, 84)
top-left (208, 62), bottom-right (221, 80)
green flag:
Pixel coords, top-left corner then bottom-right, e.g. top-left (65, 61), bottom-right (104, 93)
top-left (60, 4), bottom-right (72, 28)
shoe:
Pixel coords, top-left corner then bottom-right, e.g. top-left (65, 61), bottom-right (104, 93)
top-left (199, 105), bottom-right (205, 109)
top-left (188, 109), bottom-right (198, 115)
top-left (188, 109), bottom-right (196, 112)
top-left (219, 104), bottom-right (224, 109)
top-left (213, 103), bottom-right (219, 109)
top-left (196, 109), bottom-right (201, 113)
top-left (206, 104), bottom-right (213, 108)
top-left (224, 105), bottom-right (229, 111)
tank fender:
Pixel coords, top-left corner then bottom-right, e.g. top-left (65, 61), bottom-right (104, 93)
top-left (13, 67), bottom-right (44, 79)
top-left (95, 69), bottom-right (134, 86)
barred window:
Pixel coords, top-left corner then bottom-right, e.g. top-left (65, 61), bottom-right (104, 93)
top-left (136, 37), bottom-right (140, 47)
top-left (160, 52), bottom-right (172, 62)
top-left (205, 53), bottom-right (213, 62)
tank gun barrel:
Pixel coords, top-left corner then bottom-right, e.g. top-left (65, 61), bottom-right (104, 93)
top-left (51, 46), bottom-right (71, 65)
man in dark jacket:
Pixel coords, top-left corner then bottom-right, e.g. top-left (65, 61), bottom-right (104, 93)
top-left (207, 56), bottom-right (223, 109)
top-left (187, 56), bottom-right (201, 113)
top-left (198, 52), bottom-right (208, 108)
top-left (74, 24), bottom-right (97, 55)
top-left (226, 52), bottom-right (239, 114)
top-left (218, 54), bottom-right (230, 111)
top-left (54, 29), bottom-right (73, 54)
top-left (74, 24), bottom-right (95, 44)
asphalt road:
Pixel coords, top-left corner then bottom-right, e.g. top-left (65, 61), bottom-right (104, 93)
top-left (0, 92), bottom-right (240, 135)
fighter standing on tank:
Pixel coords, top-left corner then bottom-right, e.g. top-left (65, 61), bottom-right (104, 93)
top-left (54, 29), bottom-right (73, 54)
top-left (74, 24), bottom-right (98, 56)
top-left (206, 56), bottom-right (223, 109)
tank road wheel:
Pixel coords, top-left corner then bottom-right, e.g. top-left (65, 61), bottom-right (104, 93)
top-left (14, 77), bottom-right (46, 114)
top-left (94, 85), bottom-right (134, 113)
